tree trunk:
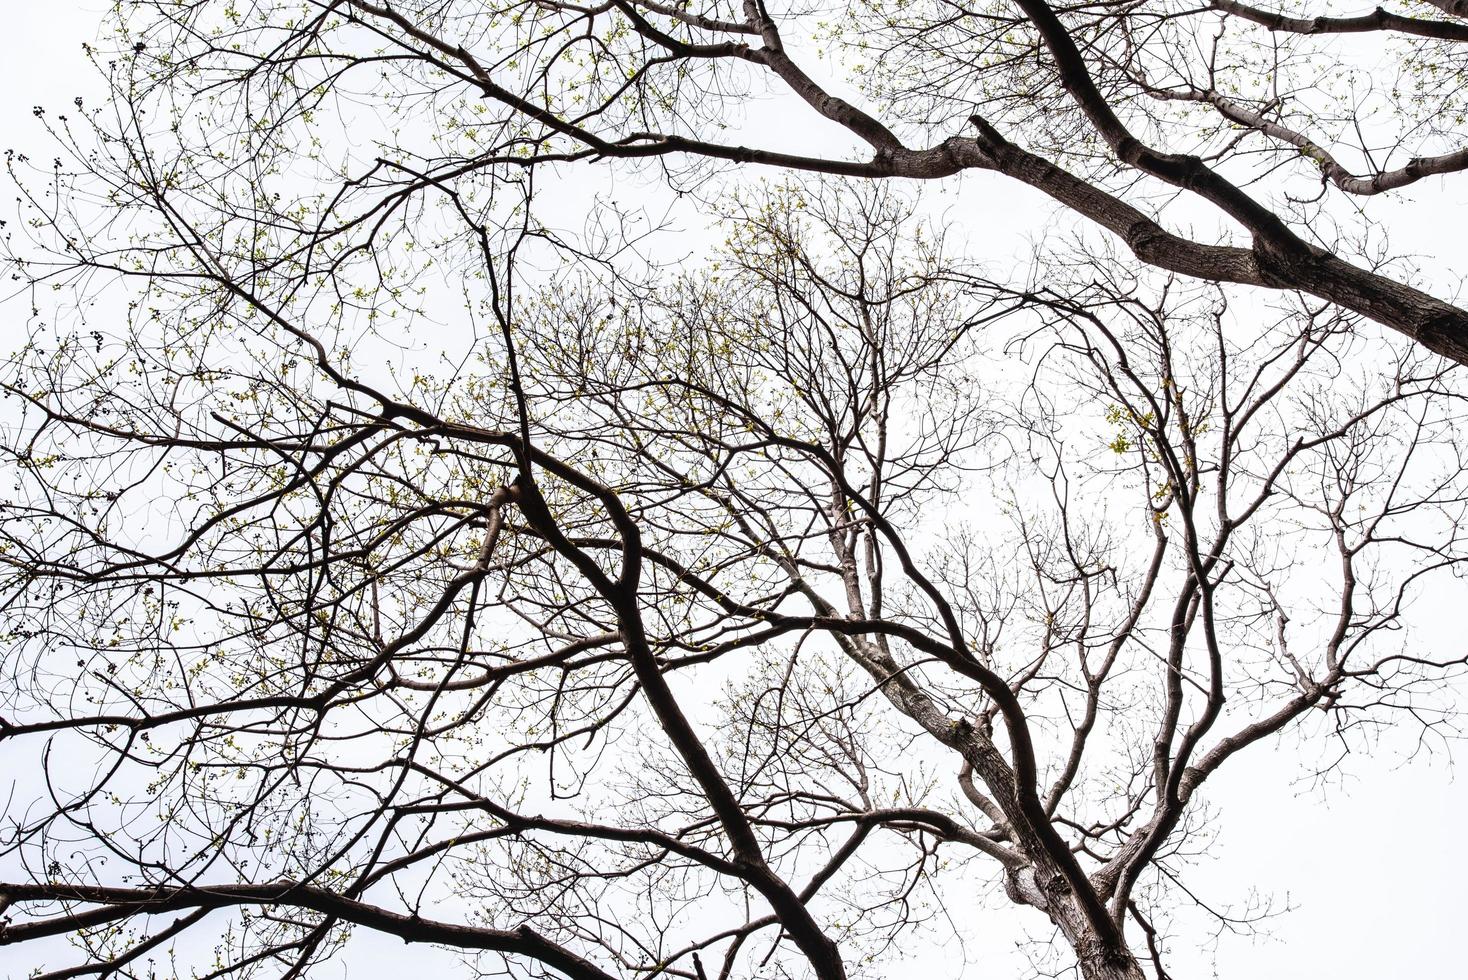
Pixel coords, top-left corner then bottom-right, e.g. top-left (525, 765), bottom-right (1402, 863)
top-left (1008, 868), bottom-right (1149, 980)
top-left (1075, 945), bottom-right (1149, 980)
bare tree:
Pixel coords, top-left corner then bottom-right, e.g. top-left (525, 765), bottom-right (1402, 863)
top-left (48, 0), bottom-right (1468, 365)
top-left (5, 3), bottom-right (1468, 977)
top-left (3, 72), bottom-right (1467, 978)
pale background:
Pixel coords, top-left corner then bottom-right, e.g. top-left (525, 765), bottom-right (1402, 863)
top-left (1, 2), bottom-right (1465, 978)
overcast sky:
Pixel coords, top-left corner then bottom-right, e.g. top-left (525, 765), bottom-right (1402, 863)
top-left (2, 4), bottom-right (1466, 979)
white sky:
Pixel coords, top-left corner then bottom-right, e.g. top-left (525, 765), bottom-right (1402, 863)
top-left (1, 3), bottom-right (1465, 979)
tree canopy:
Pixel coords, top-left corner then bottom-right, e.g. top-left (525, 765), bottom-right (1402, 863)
top-left (2, 3), bottom-right (1467, 979)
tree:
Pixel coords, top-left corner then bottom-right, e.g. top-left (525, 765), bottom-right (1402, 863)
top-left (51, 0), bottom-right (1468, 360)
top-left (1, 3), bottom-right (1466, 979)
